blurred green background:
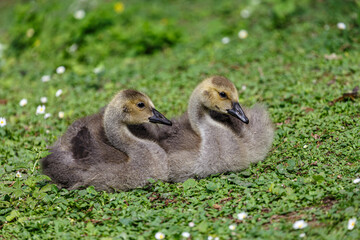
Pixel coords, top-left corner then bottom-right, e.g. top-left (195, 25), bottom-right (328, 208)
top-left (1, 0), bottom-right (360, 239)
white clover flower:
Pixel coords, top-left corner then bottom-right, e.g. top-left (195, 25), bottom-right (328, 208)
top-left (241, 85), bottom-right (247, 91)
top-left (155, 232), bottom-right (165, 240)
top-left (0, 117), bottom-right (6, 127)
top-left (46, 130), bottom-right (50, 134)
top-left (237, 212), bottom-right (248, 220)
top-left (44, 113), bottom-right (51, 119)
top-left (74, 10), bottom-right (86, 20)
top-left (93, 65), bottom-right (105, 74)
top-left (58, 111), bottom-right (65, 119)
top-left (68, 43), bottom-right (78, 53)
top-left (229, 224), bottom-right (236, 230)
top-left (303, 145), bottom-right (308, 149)
top-left (299, 233), bottom-right (306, 238)
top-left (241, 9), bottom-right (250, 18)
top-left (16, 171), bottom-right (22, 178)
top-left (207, 236), bottom-right (213, 240)
top-left (293, 220), bottom-right (308, 229)
top-left (353, 178), bottom-right (360, 184)
top-left (348, 218), bottom-right (356, 230)
top-left (221, 37), bottom-right (230, 44)
top-left (214, 237), bottom-right (219, 240)
top-left (19, 98), bottom-right (28, 107)
top-left (181, 232), bottom-right (190, 238)
top-left (0, 43), bottom-right (5, 58)
top-left (36, 105), bottom-right (46, 115)
top-left (41, 97), bottom-right (48, 103)
top-left (26, 28), bottom-right (35, 38)
top-left (41, 75), bottom-right (51, 82)
top-left (55, 89), bottom-right (63, 97)
top-left (238, 30), bottom-right (248, 39)
top-left (56, 66), bottom-right (66, 74)
top-left (337, 22), bottom-right (346, 30)
top-left (188, 222), bottom-right (195, 227)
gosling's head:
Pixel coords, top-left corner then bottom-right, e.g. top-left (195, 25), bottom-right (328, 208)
top-left (197, 76), bottom-right (249, 124)
top-left (106, 89), bottom-right (172, 126)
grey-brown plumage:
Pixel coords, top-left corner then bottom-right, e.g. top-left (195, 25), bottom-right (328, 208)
top-left (41, 90), bottom-right (172, 192)
top-left (157, 76), bottom-right (274, 182)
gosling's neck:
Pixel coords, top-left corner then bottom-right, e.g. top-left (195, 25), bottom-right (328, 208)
top-left (103, 109), bottom-right (147, 154)
top-left (188, 88), bottom-right (209, 136)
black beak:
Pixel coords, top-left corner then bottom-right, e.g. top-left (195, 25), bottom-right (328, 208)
top-left (227, 102), bottom-right (249, 124)
top-left (148, 108), bottom-right (172, 126)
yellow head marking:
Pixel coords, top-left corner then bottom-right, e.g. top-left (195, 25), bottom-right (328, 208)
top-left (198, 76), bottom-right (239, 113)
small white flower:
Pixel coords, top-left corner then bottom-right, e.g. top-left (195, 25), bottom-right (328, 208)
top-left (74, 9), bottom-right (86, 20)
top-left (348, 218), bottom-right (356, 230)
top-left (41, 97), bottom-right (48, 103)
top-left (229, 224), bottom-right (236, 230)
top-left (58, 111), bottom-right (65, 119)
top-left (46, 130), bottom-right (50, 134)
top-left (36, 105), bottom-right (46, 115)
top-left (0, 117), bottom-right (6, 127)
top-left (26, 28), bottom-right (35, 38)
top-left (238, 30), bottom-right (248, 39)
top-left (221, 37), bottom-right (230, 44)
top-left (303, 145), bottom-right (308, 149)
top-left (155, 232), bottom-right (165, 240)
top-left (68, 43), bottom-right (78, 53)
top-left (41, 75), bottom-right (51, 82)
top-left (207, 237), bottom-right (213, 240)
top-left (241, 85), bottom-right (247, 91)
top-left (237, 212), bottom-right (248, 220)
top-left (299, 233), bottom-right (306, 238)
top-left (293, 220), bottom-right (308, 229)
top-left (16, 171), bottom-right (22, 178)
top-left (19, 98), bottom-right (28, 107)
top-left (188, 222), bottom-right (195, 227)
top-left (55, 89), bottom-right (63, 97)
top-left (353, 178), bottom-right (360, 184)
top-left (56, 66), bottom-right (66, 74)
top-left (241, 9), bottom-right (250, 18)
top-left (44, 113), bottom-right (51, 119)
top-left (214, 238), bottom-right (219, 240)
top-left (93, 65), bottom-right (104, 74)
top-left (181, 232), bottom-right (190, 238)
top-left (337, 22), bottom-right (346, 30)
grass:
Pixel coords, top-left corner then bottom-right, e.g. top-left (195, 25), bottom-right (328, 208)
top-left (1, 0), bottom-right (360, 239)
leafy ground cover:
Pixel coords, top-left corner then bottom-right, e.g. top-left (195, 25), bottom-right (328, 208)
top-left (1, 0), bottom-right (360, 239)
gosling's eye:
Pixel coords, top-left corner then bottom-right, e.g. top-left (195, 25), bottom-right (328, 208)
top-left (137, 102), bottom-right (145, 108)
top-left (219, 92), bottom-right (227, 98)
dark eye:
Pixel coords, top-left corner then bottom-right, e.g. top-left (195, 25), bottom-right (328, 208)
top-left (219, 92), bottom-right (227, 98)
top-left (137, 102), bottom-right (145, 108)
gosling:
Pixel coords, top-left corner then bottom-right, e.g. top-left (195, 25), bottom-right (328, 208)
top-left (158, 76), bottom-right (274, 182)
top-left (41, 90), bottom-right (172, 192)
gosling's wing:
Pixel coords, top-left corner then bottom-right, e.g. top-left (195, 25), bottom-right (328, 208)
top-left (241, 104), bottom-right (274, 163)
top-left (210, 104), bottom-right (274, 163)
top-left (157, 112), bottom-right (200, 153)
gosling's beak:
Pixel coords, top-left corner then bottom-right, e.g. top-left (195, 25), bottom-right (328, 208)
top-left (148, 108), bottom-right (172, 126)
top-left (227, 102), bottom-right (249, 124)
